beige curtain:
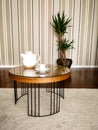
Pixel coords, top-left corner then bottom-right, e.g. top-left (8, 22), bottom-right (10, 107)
top-left (0, 0), bottom-right (98, 66)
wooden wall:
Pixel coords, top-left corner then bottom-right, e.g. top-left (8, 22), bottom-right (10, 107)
top-left (0, 0), bottom-right (98, 66)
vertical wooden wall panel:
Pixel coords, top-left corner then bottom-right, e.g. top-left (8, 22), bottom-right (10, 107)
top-left (33, 0), bottom-right (39, 55)
top-left (23, 0), bottom-right (28, 51)
top-left (85, 0), bottom-right (93, 65)
top-left (79, 0), bottom-right (86, 65)
top-left (0, 0), bottom-right (4, 64)
top-left (11, 0), bottom-right (19, 65)
top-left (50, 0), bottom-right (54, 64)
top-left (19, 0), bottom-right (24, 54)
top-left (27, 0), bottom-right (32, 51)
top-left (17, 0), bottom-right (21, 64)
top-left (5, 0), bottom-right (11, 65)
top-left (53, 0), bottom-right (59, 65)
top-left (64, 0), bottom-right (69, 43)
top-left (82, 0), bottom-right (89, 65)
top-left (48, 0), bottom-right (52, 64)
top-left (0, 0), bottom-right (98, 66)
top-left (62, 0), bottom-right (65, 13)
top-left (67, 0), bottom-right (73, 58)
top-left (44, 0), bottom-right (48, 64)
top-left (77, 0), bottom-right (82, 65)
top-left (90, 0), bottom-right (98, 65)
top-left (72, 0), bottom-right (80, 65)
top-left (71, 0), bottom-right (75, 60)
top-left (40, 0), bottom-right (44, 63)
top-left (2, 0), bottom-right (8, 64)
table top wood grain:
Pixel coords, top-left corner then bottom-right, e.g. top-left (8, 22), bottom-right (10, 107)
top-left (9, 65), bottom-right (70, 84)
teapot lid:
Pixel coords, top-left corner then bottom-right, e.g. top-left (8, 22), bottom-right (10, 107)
top-left (25, 51), bottom-right (32, 54)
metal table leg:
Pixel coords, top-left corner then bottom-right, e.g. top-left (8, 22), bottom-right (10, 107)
top-left (14, 81), bottom-right (64, 117)
top-left (27, 82), bottom-right (63, 117)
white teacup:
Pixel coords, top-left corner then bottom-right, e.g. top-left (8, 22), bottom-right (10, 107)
top-left (37, 64), bottom-right (46, 72)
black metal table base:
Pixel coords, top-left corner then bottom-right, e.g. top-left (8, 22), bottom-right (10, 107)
top-left (14, 81), bottom-right (64, 117)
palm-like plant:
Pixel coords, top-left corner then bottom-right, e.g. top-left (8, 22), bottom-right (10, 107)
top-left (51, 11), bottom-right (74, 61)
top-left (51, 11), bottom-right (71, 35)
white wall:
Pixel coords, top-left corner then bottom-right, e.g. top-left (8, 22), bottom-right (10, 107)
top-left (0, 0), bottom-right (98, 66)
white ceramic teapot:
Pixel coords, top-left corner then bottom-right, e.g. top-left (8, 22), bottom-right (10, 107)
top-left (21, 51), bottom-right (40, 68)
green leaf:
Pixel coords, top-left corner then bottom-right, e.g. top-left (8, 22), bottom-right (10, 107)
top-left (57, 38), bottom-right (74, 52)
top-left (50, 11), bottom-right (71, 34)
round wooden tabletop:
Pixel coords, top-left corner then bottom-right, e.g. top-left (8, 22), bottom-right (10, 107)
top-left (9, 65), bottom-right (71, 84)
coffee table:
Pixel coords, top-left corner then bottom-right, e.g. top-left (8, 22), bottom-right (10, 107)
top-left (9, 65), bottom-right (70, 117)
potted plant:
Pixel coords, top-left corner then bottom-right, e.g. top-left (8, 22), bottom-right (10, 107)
top-left (51, 11), bottom-right (74, 68)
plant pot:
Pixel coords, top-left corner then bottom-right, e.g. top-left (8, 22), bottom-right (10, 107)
top-left (57, 58), bottom-right (72, 68)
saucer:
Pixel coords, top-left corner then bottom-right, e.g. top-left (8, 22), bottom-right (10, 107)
top-left (35, 67), bottom-right (49, 72)
top-left (36, 71), bottom-right (49, 77)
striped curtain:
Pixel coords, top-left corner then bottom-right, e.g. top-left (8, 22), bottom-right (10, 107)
top-left (0, 0), bottom-right (98, 66)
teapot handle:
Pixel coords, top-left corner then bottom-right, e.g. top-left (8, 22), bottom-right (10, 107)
top-left (21, 54), bottom-right (24, 58)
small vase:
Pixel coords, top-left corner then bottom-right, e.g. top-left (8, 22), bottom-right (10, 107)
top-left (57, 58), bottom-right (72, 68)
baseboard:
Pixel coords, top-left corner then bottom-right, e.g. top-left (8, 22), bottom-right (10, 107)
top-left (71, 65), bottom-right (98, 68)
top-left (0, 65), bottom-right (20, 68)
top-left (0, 64), bottom-right (98, 68)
